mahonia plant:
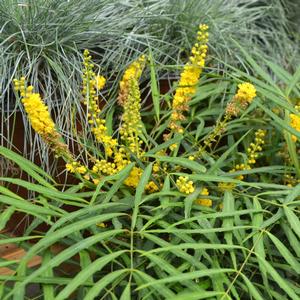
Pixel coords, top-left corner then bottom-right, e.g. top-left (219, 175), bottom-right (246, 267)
top-left (13, 23), bottom-right (264, 203)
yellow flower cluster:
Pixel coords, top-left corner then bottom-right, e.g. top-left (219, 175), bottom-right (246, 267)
top-left (92, 159), bottom-right (118, 175)
top-left (145, 181), bottom-right (160, 193)
top-left (290, 112), bottom-right (300, 142)
top-left (246, 129), bottom-right (265, 165)
top-left (176, 176), bottom-right (195, 194)
top-left (195, 187), bottom-right (212, 207)
top-left (225, 82), bottom-right (257, 117)
top-left (13, 78), bottom-right (71, 158)
top-left (283, 174), bottom-right (300, 187)
top-left (235, 82), bottom-right (257, 104)
top-left (82, 49), bottom-right (117, 157)
top-left (124, 167), bottom-right (143, 188)
top-left (95, 75), bottom-right (106, 90)
top-left (66, 162), bottom-right (87, 174)
top-left (218, 129), bottom-right (266, 191)
top-left (118, 56), bottom-right (146, 156)
top-left (170, 24), bottom-right (209, 133)
top-left (119, 56), bottom-right (145, 96)
top-left (14, 78), bottom-right (56, 139)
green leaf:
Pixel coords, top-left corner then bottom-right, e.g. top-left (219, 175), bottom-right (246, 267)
top-left (184, 188), bottom-right (200, 219)
top-left (0, 146), bottom-right (55, 187)
top-left (171, 291), bottom-right (226, 300)
top-left (267, 232), bottom-right (300, 274)
top-left (84, 270), bottom-right (128, 300)
top-left (256, 255), bottom-right (300, 300)
top-left (0, 206), bottom-right (15, 231)
top-left (56, 251), bottom-right (126, 300)
top-left (284, 206), bottom-right (300, 240)
top-left (286, 64), bottom-right (300, 97)
top-left (146, 155), bottom-right (206, 173)
top-left (136, 269), bottom-right (235, 290)
top-left (120, 282), bottom-right (131, 300)
top-left (149, 49), bottom-right (160, 120)
top-left (132, 163), bottom-right (153, 229)
top-left (241, 273), bottom-right (264, 300)
top-left (222, 191), bottom-right (236, 268)
top-left (42, 251), bottom-right (54, 300)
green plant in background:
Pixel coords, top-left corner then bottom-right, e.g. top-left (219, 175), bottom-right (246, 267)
top-left (1, 18), bottom-right (300, 299)
top-left (0, 0), bottom-right (298, 177)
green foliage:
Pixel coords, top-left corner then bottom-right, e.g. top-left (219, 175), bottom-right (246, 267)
top-left (1, 40), bottom-right (300, 298)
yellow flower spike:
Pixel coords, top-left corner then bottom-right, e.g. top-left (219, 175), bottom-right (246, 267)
top-left (169, 23), bottom-right (209, 133)
top-left (219, 129), bottom-right (266, 192)
top-left (176, 176), bottom-right (195, 194)
top-left (290, 112), bottom-right (300, 142)
top-left (82, 49), bottom-right (118, 160)
top-left (14, 78), bottom-right (72, 160)
top-left (118, 56), bottom-right (146, 157)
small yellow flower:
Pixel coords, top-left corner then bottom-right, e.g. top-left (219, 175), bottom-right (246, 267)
top-left (124, 167), bottom-right (143, 188)
top-left (145, 181), bottom-right (159, 193)
top-left (290, 113), bottom-right (300, 142)
top-left (234, 82), bottom-right (257, 104)
top-left (93, 179), bottom-right (100, 185)
top-left (176, 176), bottom-right (195, 194)
top-left (169, 144), bottom-right (178, 151)
top-left (66, 162), bottom-right (87, 175)
top-left (195, 187), bottom-right (212, 207)
top-left (94, 75), bottom-right (106, 90)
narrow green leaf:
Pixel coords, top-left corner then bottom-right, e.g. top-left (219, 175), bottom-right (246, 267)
top-left (267, 232), bottom-right (300, 274)
top-left (172, 291), bottom-right (225, 300)
top-left (136, 268), bottom-right (235, 290)
top-left (222, 191), bottom-right (236, 268)
top-left (149, 49), bottom-right (160, 120)
top-left (56, 251), bottom-right (126, 300)
top-left (42, 251), bottom-right (54, 300)
top-left (146, 155), bottom-right (206, 173)
top-left (120, 282), bottom-right (131, 300)
top-left (256, 255), bottom-right (299, 300)
top-left (84, 270), bottom-right (128, 300)
top-left (132, 163), bottom-right (153, 229)
top-left (0, 146), bottom-right (55, 187)
top-left (284, 206), bottom-right (300, 240)
top-left (0, 206), bottom-right (15, 231)
top-left (241, 273), bottom-right (264, 300)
